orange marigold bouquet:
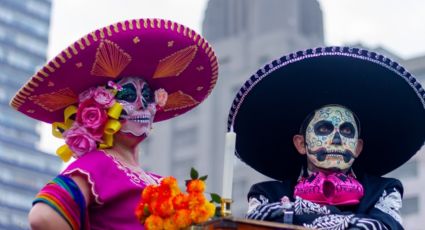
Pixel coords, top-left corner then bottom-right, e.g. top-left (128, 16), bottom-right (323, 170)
top-left (135, 168), bottom-right (221, 230)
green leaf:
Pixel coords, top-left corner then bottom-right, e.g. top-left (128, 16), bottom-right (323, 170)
top-left (190, 167), bottom-right (199, 180)
top-left (199, 175), bottom-right (208, 181)
top-left (210, 193), bottom-right (222, 203)
top-left (143, 205), bottom-right (150, 216)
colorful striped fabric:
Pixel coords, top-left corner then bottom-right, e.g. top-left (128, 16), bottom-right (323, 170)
top-left (33, 175), bottom-right (89, 230)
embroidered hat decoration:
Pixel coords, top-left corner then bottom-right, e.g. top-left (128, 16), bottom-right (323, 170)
top-left (10, 18), bottom-right (218, 124)
top-left (228, 46), bottom-right (425, 181)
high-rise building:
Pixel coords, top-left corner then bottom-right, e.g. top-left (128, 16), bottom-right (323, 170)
top-left (0, 0), bottom-right (62, 229)
top-left (141, 0), bottom-right (324, 217)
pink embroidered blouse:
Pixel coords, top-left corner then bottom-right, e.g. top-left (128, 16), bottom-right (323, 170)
top-left (62, 150), bottom-right (161, 229)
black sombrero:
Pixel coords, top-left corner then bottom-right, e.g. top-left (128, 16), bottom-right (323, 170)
top-left (228, 46), bottom-right (425, 181)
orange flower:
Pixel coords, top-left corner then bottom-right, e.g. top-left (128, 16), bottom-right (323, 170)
top-left (186, 179), bottom-right (206, 193)
top-left (136, 168), bottom-right (219, 228)
top-left (163, 217), bottom-right (179, 230)
top-left (190, 205), bottom-right (210, 224)
top-left (172, 193), bottom-right (189, 210)
top-left (154, 197), bottom-right (174, 218)
top-left (188, 192), bottom-right (206, 209)
top-left (157, 183), bottom-right (172, 198)
top-left (144, 215), bottom-right (164, 230)
top-left (161, 176), bottom-right (180, 196)
top-left (142, 185), bottom-right (158, 203)
top-left (173, 209), bottom-right (192, 229)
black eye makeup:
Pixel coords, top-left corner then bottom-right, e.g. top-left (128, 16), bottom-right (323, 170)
top-left (115, 84), bottom-right (137, 102)
top-left (314, 120), bottom-right (334, 136)
top-left (141, 84), bottom-right (154, 103)
top-left (339, 122), bottom-right (355, 138)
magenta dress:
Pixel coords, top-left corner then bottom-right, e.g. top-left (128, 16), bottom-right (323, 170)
top-left (61, 150), bottom-right (161, 229)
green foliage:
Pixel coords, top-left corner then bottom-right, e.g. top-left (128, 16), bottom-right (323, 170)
top-left (210, 193), bottom-right (222, 204)
top-left (190, 167), bottom-right (199, 179)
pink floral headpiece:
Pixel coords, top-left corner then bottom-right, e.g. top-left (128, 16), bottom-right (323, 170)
top-left (52, 81), bottom-right (168, 162)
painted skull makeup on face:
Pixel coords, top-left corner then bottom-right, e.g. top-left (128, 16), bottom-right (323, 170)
top-left (115, 77), bottom-right (156, 137)
top-left (305, 105), bottom-right (360, 171)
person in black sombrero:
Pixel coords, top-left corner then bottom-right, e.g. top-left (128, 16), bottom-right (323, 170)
top-left (227, 46), bottom-right (425, 229)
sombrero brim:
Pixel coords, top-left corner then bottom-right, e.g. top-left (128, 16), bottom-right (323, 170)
top-left (228, 47), bottom-right (425, 181)
top-left (10, 18), bottom-right (218, 124)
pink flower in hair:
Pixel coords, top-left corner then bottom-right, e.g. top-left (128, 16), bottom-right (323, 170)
top-left (93, 87), bottom-right (115, 107)
top-left (79, 87), bottom-right (95, 102)
top-left (155, 88), bottom-right (168, 107)
top-left (76, 99), bottom-right (108, 135)
top-left (63, 126), bottom-right (98, 157)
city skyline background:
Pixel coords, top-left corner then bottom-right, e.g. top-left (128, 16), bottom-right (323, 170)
top-left (1, 0), bottom-right (425, 229)
top-left (46, 0), bottom-right (425, 60)
top-left (40, 0), bottom-right (425, 151)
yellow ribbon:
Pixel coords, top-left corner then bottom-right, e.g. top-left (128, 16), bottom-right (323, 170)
top-left (52, 122), bottom-right (68, 138)
top-left (53, 101), bottom-right (123, 160)
top-left (99, 134), bottom-right (114, 149)
top-left (104, 119), bottom-right (121, 135)
top-left (64, 105), bottom-right (77, 127)
top-left (51, 105), bottom-right (78, 138)
top-left (56, 144), bottom-right (73, 162)
top-left (108, 103), bottom-right (123, 119)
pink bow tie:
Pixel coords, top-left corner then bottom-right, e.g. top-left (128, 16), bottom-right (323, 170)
top-left (294, 171), bottom-right (364, 206)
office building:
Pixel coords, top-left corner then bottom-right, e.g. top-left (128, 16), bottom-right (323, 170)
top-left (0, 0), bottom-right (62, 229)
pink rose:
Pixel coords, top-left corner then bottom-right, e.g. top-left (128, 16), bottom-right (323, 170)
top-left (63, 126), bottom-right (97, 157)
top-left (79, 87), bottom-right (95, 102)
top-left (94, 87), bottom-right (115, 107)
top-left (154, 88), bottom-right (168, 107)
top-left (77, 99), bottom-right (108, 132)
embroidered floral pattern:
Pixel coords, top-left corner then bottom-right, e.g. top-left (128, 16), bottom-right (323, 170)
top-left (106, 154), bottom-right (160, 187)
top-left (90, 39), bottom-right (132, 78)
top-left (153, 45), bottom-right (198, 78)
top-left (163, 90), bottom-right (199, 112)
top-left (29, 88), bottom-right (78, 112)
top-left (374, 188), bottom-right (403, 224)
top-left (304, 214), bottom-right (354, 230)
top-left (247, 195), bottom-right (269, 214)
top-left (294, 196), bottom-right (330, 215)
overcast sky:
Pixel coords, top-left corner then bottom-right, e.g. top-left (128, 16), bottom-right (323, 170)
top-left (41, 0), bottom-right (425, 151)
top-left (48, 0), bottom-right (425, 59)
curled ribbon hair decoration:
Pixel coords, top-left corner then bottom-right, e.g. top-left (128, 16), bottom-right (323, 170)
top-left (51, 79), bottom-right (168, 162)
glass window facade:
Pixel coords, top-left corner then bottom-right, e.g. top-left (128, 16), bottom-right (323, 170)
top-left (171, 126), bottom-right (198, 149)
top-left (401, 196), bottom-right (419, 216)
top-left (0, 141), bottom-right (61, 174)
top-left (0, 0), bottom-right (57, 229)
top-left (0, 205), bottom-right (29, 229)
top-left (0, 63), bottom-right (33, 87)
top-left (0, 104), bottom-right (38, 131)
top-left (387, 159), bottom-right (418, 179)
top-left (0, 6), bottom-right (49, 38)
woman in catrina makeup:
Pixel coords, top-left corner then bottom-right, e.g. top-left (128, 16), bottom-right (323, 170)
top-left (10, 18), bottom-right (219, 230)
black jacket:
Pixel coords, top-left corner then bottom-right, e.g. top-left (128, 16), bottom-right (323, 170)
top-left (247, 174), bottom-right (404, 229)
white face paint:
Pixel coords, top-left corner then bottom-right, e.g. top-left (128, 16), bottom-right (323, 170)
top-left (115, 77), bottom-right (156, 137)
top-left (305, 105), bottom-right (360, 170)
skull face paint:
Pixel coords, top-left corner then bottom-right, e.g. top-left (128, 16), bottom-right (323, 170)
top-left (115, 77), bottom-right (156, 137)
top-left (305, 105), bottom-right (360, 170)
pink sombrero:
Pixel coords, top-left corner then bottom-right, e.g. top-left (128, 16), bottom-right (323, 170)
top-left (10, 18), bottom-right (218, 124)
